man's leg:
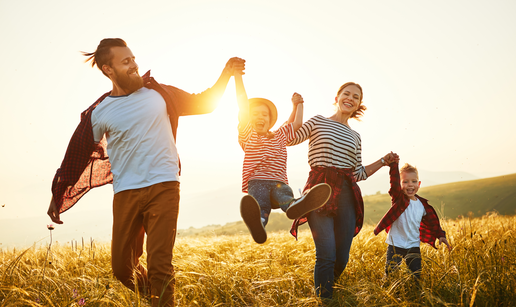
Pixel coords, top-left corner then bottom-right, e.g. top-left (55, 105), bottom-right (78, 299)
top-left (112, 188), bottom-right (149, 295)
top-left (143, 181), bottom-right (180, 307)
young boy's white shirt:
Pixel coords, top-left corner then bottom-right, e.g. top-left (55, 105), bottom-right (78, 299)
top-left (386, 198), bottom-right (427, 249)
top-left (91, 87), bottom-right (180, 194)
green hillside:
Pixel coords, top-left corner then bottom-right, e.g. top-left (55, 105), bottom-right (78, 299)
top-left (178, 173), bottom-right (516, 238)
top-left (363, 172), bottom-right (516, 224)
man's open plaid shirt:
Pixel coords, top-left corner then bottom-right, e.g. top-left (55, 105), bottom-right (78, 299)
top-left (51, 71), bottom-right (219, 214)
top-left (374, 162), bottom-right (446, 248)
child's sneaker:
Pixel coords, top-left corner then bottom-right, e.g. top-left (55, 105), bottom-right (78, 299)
top-left (286, 183), bottom-right (332, 219)
top-left (240, 195), bottom-right (267, 244)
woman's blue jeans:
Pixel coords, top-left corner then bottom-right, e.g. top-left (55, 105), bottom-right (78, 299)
top-left (248, 179), bottom-right (294, 226)
top-left (307, 179), bottom-right (356, 299)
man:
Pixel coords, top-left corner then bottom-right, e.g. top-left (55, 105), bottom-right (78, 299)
top-left (47, 38), bottom-right (245, 306)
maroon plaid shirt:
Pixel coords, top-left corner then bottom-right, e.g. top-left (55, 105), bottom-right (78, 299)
top-left (290, 166), bottom-right (364, 239)
top-left (373, 162), bottom-right (446, 248)
top-left (52, 71), bottom-right (220, 213)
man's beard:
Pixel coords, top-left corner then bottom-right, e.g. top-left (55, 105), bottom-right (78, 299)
top-left (114, 68), bottom-right (143, 94)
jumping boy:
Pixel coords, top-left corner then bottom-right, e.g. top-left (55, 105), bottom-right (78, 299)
top-left (234, 74), bottom-right (331, 244)
top-left (374, 160), bottom-right (451, 280)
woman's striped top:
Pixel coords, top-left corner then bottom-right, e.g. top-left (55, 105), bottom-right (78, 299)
top-left (288, 115), bottom-right (368, 182)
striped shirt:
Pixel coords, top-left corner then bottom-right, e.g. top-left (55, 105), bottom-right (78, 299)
top-left (288, 115), bottom-right (367, 182)
top-left (239, 123), bottom-right (295, 192)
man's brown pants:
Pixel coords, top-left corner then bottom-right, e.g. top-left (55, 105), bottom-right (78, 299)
top-left (112, 181), bottom-right (179, 307)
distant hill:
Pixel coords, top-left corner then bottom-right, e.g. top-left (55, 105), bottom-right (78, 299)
top-left (357, 169), bottom-right (479, 196)
top-left (363, 172), bottom-right (516, 224)
top-left (178, 173), bottom-right (516, 238)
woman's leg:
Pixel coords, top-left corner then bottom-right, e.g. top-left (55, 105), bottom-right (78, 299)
top-left (307, 211), bottom-right (336, 299)
top-left (333, 180), bottom-right (357, 280)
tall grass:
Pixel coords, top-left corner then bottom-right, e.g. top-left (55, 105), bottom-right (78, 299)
top-left (1, 213), bottom-right (514, 306)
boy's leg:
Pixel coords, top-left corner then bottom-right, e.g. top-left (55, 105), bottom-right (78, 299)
top-left (143, 181), bottom-right (180, 307)
top-left (112, 188), bottom-right (149, 295)
top-left (270, 181), bottom-right (295, 212)
top-left (406, 247), bottom-right (422, 280)
top-left (286, 183), bottom-right (332, 219)
top-left (248, 180), bottom-right (273, 225)
top-left (385, 245), bottom-right (406, 276)
top-left (241, 180), bottom-right (269, 244)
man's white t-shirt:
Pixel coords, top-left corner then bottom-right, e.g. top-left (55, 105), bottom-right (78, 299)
top-left (386, 198), bottom-right (427, 249)
top-left (91, 87), bottom-right (179, 194)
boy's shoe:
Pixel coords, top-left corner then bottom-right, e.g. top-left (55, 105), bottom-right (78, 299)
top-left (240, 195), bottom-right (267, 244)
top-left (286, 183), bottom-right (332, 219)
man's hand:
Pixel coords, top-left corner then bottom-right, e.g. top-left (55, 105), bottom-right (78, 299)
top-left (292, 92), bottom-right (304, 106)
top-left (47, 197), bottom-right (63, 224)
top-left (439, 237), bottom-right (452, 251)
top-left (225, 57), bottom-right (246, 76)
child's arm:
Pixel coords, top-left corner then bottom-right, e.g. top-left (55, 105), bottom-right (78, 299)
top-left (234, 74), bottom-right (249, 130)
top-left (438, 237), bottom-right (452, 251)
top-left (388, 160), bottom-right (402, 202)
top-left (290, 93), bottom-right (304, 131)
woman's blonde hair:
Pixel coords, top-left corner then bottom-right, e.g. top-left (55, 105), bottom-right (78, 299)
top-left (336, 82), bottom-right (367, 120)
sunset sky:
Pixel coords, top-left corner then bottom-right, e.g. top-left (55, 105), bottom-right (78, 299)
top-left (1, 0), bottom-right (515, 247)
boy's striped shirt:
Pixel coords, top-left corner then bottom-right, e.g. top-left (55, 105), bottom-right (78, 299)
top-left (239, 123), bottom-right (295, 193)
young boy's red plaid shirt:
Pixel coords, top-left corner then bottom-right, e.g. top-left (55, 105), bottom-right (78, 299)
top-left (374, 162), bottom-right (446, 248)
top-left (52, 71), bottom-right (217, 214)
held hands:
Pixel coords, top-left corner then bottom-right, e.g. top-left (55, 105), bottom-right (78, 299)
top-left (383, 151), bottom-right (400, 165)
top-left (439, 237), bottom-right (452, 251)
top-left (225, 57), bottom-right (246, 76)
top-left (292, 92), bottom-right (304, 106)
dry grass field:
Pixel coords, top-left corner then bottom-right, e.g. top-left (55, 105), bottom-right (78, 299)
top-left (1, 213), bottom-right (515, 306)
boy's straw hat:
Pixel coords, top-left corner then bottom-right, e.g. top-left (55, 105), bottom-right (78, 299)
top-left (249, 98), bottom-right (278, 129)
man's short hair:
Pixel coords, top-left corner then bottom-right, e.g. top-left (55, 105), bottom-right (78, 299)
top-left (82, 38), bottom-right (127, 76)
top-left (400, 163), bottom-right (419, 179)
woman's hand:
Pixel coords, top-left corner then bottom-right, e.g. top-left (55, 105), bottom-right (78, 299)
top-left (383, 151), bottom-right (399, 165)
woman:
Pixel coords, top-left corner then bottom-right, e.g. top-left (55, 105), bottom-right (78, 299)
top-left (287, 82), bottom-right (397, 299)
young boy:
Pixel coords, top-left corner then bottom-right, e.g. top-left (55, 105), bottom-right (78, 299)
top-left (374, 160), bottom-right (451, 280)
top-left (234, 74), bottom-right (331, 244)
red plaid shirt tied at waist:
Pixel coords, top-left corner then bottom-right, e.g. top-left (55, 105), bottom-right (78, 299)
top-left (290, 167), bottom-right (364, 239)
top-left (52, 71), bottom-right (219, 213)
top-left (374, 162), bottom-right (446, 248)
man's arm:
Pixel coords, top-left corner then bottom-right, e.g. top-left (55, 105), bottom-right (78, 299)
top-left (176, 57), bottom-right (245, 116)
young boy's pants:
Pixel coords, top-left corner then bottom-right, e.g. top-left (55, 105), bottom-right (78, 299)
top-left (248, 179), bottom-right (294, 226)
top-left (385, 245), bottom-right (421, 279)
top-left (112, 181), bottom-right (180, 307)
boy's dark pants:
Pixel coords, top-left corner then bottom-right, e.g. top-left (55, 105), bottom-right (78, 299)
top-left (385, 245), bottom-right (421, 279)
